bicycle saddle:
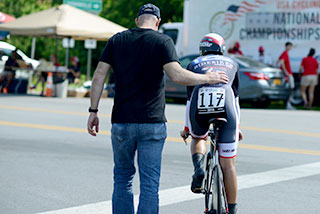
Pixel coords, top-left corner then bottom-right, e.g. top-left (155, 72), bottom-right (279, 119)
top-left (208, 118), bottom-right (227, 127)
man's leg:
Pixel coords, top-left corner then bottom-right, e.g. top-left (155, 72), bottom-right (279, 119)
top-left (3, 73), bottom-right (15, 93)
top-left (111, 123), bottom-right (137, 214)
top-left (40, 76), bottom-right (45, 96)
top-left (136, 123), bottom-right (166, 214)
top-left (190, 138), bottom-right (207, 193)
top-left (0, 75), bottom-right (6, 91)
top-left (287, 75), bottom-right (296, 109)
top-left (308, 85), bottom-right (315, 108)
top-left (219, 157), bottom-right (237, 214)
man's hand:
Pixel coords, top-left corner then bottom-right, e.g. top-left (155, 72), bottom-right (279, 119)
top-left (239, 130), bottom-right (243, 141)
top-left (87, 113), bottom-right (99, 136)
top-left (180, 129), bottom-right (190, 143)
top-left (206, 71), bottom-right (229, 85)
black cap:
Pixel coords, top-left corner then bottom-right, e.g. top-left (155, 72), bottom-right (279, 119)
top-left (137, 3), bottom-right (160, 19)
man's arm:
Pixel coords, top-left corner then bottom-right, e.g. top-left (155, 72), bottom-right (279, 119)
top-left (69, 68), bottom-right (81, 78)
top-left (163, 61), bottom-right (228, 86)
top-left (87, 62), bottom-right (111, 136)
top-left (90, 62), bottom-right (111, 108)
top-left (299, 65), bottom-right (304, 77)
top-left (279, 59), bottom-right (289, 76)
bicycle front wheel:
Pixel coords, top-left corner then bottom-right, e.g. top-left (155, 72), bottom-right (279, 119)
top-left (211, 165), bottom-right (228, 214)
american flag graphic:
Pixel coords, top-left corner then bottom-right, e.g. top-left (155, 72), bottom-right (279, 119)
top-left (223, 0), bottom-right (265, 25)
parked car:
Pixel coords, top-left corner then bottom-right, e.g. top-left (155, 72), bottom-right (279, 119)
top-left (165, 54), bottom-right (290, 107)
top-left (0, 41), bottom-right (39, 73)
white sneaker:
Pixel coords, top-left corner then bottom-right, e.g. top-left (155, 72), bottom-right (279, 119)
top-left (286, 102), bottom-right (296, 110)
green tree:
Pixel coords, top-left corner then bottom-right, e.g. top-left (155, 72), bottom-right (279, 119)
top-left (0, 0), bottom-right (64, 62)
top-left (0, 0), bottom-right (183, 78)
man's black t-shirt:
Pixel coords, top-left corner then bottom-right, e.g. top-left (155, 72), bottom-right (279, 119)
top-left (99, 28), bottom-right (179, 123)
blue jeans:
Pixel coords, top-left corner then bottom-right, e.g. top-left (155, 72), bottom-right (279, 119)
top-left (111, 123), bottom-right (167, 214)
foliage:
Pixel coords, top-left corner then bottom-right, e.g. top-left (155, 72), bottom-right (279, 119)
top-left (0, 0), bottom-right (183, 78)
top-left (100, 0), bottom-right (183, 28)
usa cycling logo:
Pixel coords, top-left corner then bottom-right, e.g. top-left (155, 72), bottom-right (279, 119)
top-left (209, 0), bottom-right (266, 40)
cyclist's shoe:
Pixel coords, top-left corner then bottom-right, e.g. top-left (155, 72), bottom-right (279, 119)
top-left (227, 203), bottom-right (238, 214)
top-left (191, 167), bottom-right (204, 193)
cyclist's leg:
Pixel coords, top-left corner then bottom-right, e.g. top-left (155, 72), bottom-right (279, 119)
top-left (188, 94), bottom-right (210, 193)
top-left (190, 138), bottom-right (207, 192)
top-left (217, 95), bottom-right (239, 213)
top-left (219, 157), bottom-right (237, 203)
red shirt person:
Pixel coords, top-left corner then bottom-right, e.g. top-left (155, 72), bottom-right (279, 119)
top-left (299, 48), bottom-right (319, 109)
top-left (278, 42), bottom-right (295, 109)
top-left (228, 41), bottom-right (243, 55)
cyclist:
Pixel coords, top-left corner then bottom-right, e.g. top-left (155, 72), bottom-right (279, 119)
top-left (180, 33), bottom-right (242, 214)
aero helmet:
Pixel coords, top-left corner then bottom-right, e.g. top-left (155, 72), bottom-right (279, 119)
top-left (199, 33), bottom-right (226, 55)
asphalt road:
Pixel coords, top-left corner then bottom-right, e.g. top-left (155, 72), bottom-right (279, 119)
top-left (1, 95), bottom-right (320, 214)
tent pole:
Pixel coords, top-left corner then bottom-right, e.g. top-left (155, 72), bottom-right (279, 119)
top-left (65, 37), bottom-right (70, 67)
top-left (87, 49), bottom-right (92, 80)
top-left (31, 37), bottom-right (36, 59)
top-left (55, 36), bottom-right (58, 60)
top-left (29, 37), bottom-right (37, 87)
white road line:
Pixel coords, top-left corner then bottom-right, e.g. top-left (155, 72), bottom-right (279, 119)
top-left (37, 162), bottom-right (320, 214)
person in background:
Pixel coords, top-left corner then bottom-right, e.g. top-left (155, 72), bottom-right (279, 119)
top-left (67, 56), bottom-right (81, 83)
top-left (299, 48), bottom-right (319, 109)
top-left (228, 41), bottom-right (243, 55)
top-left (30, 54), bottom-right (61, 96)
top-left (278, 42), bottom-right (295, 109)
top-left (0, 49), bottom-right (19, 94)
top-left (29, 58), bottom-right (49, 96)
top-left (255, 46), bottom-right (273, 67)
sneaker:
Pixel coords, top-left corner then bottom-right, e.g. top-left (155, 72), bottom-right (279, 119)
top-left (286, 102), bottom-right (295, 110)
top-left (29, 86), bottom-right (36, 90)
top-left (191, 168), bottom-right (204, 193)
top-left (3, 88), bottom-right (8, 94)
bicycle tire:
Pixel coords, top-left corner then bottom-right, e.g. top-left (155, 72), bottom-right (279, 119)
top-left (211, 165), bottom-right (228, 214)
top-left (204, 152), bottom-right (213, 213)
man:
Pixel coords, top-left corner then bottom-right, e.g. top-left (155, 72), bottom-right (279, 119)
top-left (278, 42), bottom-right (295, 109)
top-left (255, 46), bottom-right (273, 67)
top-left (228, 41), bottom-right (243, 55)
top-left (299, 48), bottom-right (319, 109)
top-left (87, 3), bottom-right (229, 214)
top-left (180, 33), bottom-right (242, 214)
top-left (67, 56), bottom-right (81, 83)
top-left (0, 49), bottom-right (19, 93)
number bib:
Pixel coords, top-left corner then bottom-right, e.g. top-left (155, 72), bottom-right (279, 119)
top-left (197, 87), bottom-right (226, 114)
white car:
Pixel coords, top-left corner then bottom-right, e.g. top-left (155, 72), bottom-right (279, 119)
top-left (0, 41), bottom-right (39, 74)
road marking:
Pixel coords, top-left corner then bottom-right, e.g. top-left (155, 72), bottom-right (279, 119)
top-left (0, 105), bottom-right (111, 118)
top-left (0, 120), bottom-right (110, 135)
top-left (242, 126), bottom-right (320, 138)
top-left (37, 161), bottom-right (320, 214)
top-left (1, 104), bottom-right (320, 138)
top-left (0, 120), bottom-right (319, 156)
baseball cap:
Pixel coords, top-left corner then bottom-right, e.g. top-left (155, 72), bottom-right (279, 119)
top-left (259, 46), bottom-right (264, 52)
top-left (71, 56), bottom-right (79, 62)
top-left (137, 3), bottom-right (161, 19)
